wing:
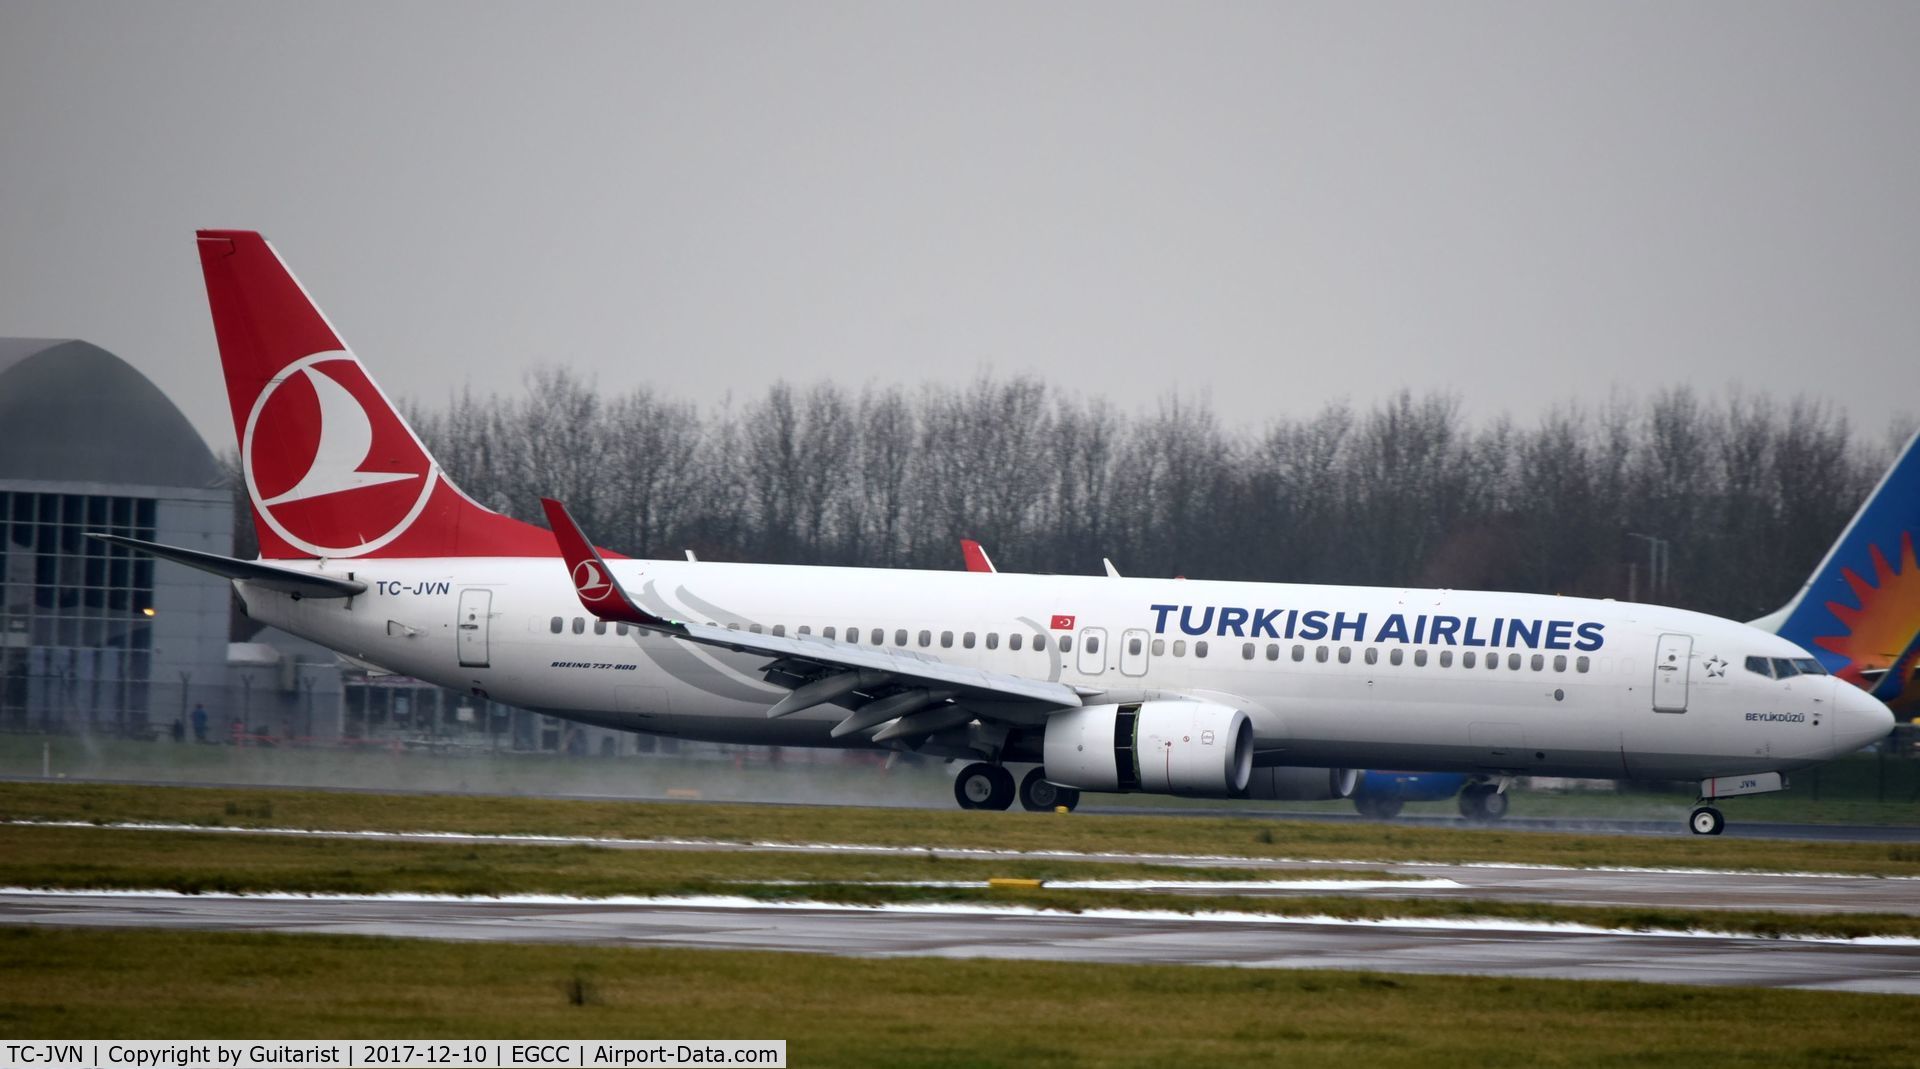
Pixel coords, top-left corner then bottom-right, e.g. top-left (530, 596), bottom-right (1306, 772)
top-left (540, 500), bottom-right (1082, 744)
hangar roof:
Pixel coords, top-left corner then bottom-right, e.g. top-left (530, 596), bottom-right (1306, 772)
top-left (0, 338), bottom-right (224, 490)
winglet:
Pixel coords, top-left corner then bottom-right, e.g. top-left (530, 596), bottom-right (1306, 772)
top-left (960, 539), bottom-right (996, 574)
top-left (540, 498), bottom-right (673, 629)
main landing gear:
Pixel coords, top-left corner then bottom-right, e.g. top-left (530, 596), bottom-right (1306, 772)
top-left (1457, 781), bottom-right (1510, 822)
top-left (953, 762), bottom-right (1015, 810)
top-left (1689, 805), bottom-right (1726, 836)
top-left (953, 763), bottom-right (1082, 812)
top-left (1018, 767), bottom-right (1081, 812)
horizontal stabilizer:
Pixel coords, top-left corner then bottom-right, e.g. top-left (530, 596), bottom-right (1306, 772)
top-left (88, 534), bottom-right (367, 598)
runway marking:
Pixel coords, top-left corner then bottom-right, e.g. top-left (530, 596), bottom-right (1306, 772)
top-left (3, 885), bottom-right (1915, 945)
top-left (8, 819), bottom-right (1916, 882)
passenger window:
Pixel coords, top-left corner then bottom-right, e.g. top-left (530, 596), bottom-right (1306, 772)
top-left (1153, 639), bottom-right (1166, 656)
top-left (1010, 633), bottom-right (1023, 651)
top-left (593, 620), bottom-right (607, 636)
top-left (616, 623), bottom-right (629, 636)
top-left (796, 625), bottom-right (810, 636)
top-left (1173, 640), bottom-right (1187, 657)
top-left (1195, 641), bottom-right (1208, 658)
top-left (1242, 642), bottom-right (1256, 660)
top-left (1035, 633), bottom-right (1047, 650)
top-left (1266, 643), bottom-right (1279, 661)
top-left (773, 625), bottom-right (786, 637)
top-left (571, 617), bottom-right (585, 635)
top-left (1059, 635), bottom-right (1073, 653)
top-left (1439, 650), bottom-right (1452, 668)
top-left (1292, 644), bottom-right (1305, 662)
top-left (1745, 656), bottom-right (1772, 678)
top-left (987, 632), bottom-right (1000, 650)
top-left (961, 632), bottom-right (974, 649)
top-left (1087, 635), bottom-right (1100, 654)
top-left (1336, 646), bottom-right (1350, 664)
top-left (1486, 653), bottom-right (1497, 670)
top-left (1315, 646), bottom-right (1328, 663)
top-left (918, 630), bottom-right (932, 647)
top-left (1463, 651), bottom-right (1476, 668)
top-left (1553, 655), bottom-right (1566, 672)
top-left (871, 628), bottom-right (884, 645)
top-left (727, 623), bottom-right (740, 631)
top-left (1391, 648), bottom-right (1405, 666)
top-left (1414, 649), bottom-right (1427, 667)
top-left (1530, 654), bottom-right (1544, 671)
top-left (939, 631), bottom-right (952, 648)
top-left (749, 624), bottom-right (763, 634)
top-left (550, 616), bottom-right (563, 634)
top-left (1508, 653), bottom-right (1522, 670)
top-left (1364, 647), bottom-right (1378, 665)
top-left (1771, 657), bottom-right (1799, 679)
top-left (1576, 656), bottom-right (1591, 673)
top-left (1131, 637), bottom-right (1144, 655)
top-left (894, 629), bottom-right (908, 646)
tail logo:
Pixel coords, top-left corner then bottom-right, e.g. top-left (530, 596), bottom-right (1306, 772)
top-left (572, 561), bottom-right (615, 603)
top-left (242, 352), bottom-right (439, 557)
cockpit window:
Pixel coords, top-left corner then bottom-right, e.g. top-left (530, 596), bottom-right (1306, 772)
top-left (1744, 656), bottom-right (1773, 679)
top-left (1770, 657), bottom-right (1800, 679)
top-left (1792, 658), bottom-right (1828, 676)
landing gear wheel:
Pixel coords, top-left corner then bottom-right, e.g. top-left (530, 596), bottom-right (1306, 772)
top-left (954, 762), bottom-right (1016, 811)
top-left (1019, 767), bottom-right (1078, 811)
top-left (1353, 796), bottom-right (1403, 819)
top-left (1689, 805), bottom-right (1725, 836)
top-left (1458, 784), bottom-right (1509, 822)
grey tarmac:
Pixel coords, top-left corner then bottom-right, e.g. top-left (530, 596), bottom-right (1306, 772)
top-left (3, 890), bottom-right (1917, 996)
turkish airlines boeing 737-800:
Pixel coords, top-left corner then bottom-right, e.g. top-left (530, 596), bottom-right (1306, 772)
top-left (100, 230), bottom-right (1894, 835)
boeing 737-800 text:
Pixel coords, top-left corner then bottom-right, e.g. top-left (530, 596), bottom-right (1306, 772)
top-left (99, 231), bottom-right (1894, 835)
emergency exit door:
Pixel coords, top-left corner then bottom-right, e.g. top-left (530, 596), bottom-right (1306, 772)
top-left (1652, 633), bottom-right (1690, 713)
top-left (457, 589), bottom-right (492, 668)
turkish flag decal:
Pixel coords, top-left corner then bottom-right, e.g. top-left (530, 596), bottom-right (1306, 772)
top-left (1050, 614), bottom-right (1076, 630)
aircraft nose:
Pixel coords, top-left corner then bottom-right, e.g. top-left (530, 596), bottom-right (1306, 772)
top-left (1832, 679), bottom-right (1895, 754)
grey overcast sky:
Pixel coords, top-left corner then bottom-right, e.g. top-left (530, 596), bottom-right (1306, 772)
top-left (2, 1), bottom-right (1917, 451)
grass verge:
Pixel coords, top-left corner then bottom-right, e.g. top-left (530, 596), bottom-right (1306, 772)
top-left (0, 926), bottom-right (1915, 1067)
top-left (3, 824), bottom-right (1916, 940)
top-left (5, 781), bottom-right (1919, 876)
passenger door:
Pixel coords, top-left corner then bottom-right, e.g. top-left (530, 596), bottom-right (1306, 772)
top-left (457, 588), bottom-right (493, 668)
top-left (1652, 633), bottom-right (1690, 712)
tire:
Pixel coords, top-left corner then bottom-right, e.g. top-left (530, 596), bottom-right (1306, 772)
top-left (953, 762), bottom-right (997, 810)
top-left (1372, 796), bottom-right (1405, 820)
top-left (1457, 784), bottom-right (1489, 820)
top-left (983, 764), bottom-right (1016, 810)
top-left (1689, 805), bottom-right (1725, 836)
top-left (1479, 790), bottom-right (1510, 820)
top-left (1019, 767), bottom-right (1064, 811)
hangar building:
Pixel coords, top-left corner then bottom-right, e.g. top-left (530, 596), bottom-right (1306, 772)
top-left (0, 338), bottom-right (233, 734)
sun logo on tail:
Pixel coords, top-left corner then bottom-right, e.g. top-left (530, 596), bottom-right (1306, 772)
top-left (1813, 531), bottom-right (1920, 693)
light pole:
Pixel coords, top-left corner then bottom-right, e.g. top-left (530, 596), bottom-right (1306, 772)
top-left (1628, 532), bottom-right (1670, 602)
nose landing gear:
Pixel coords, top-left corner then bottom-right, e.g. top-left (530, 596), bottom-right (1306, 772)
top-left (1689, 805), bottom-right (1726, 836)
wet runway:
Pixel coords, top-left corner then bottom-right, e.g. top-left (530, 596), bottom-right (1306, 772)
top-left (5, 889), bottom-right (1917, 995)
top-left (33, 819), bottom-right (1918, 917)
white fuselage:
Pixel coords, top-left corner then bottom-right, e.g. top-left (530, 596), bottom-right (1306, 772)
top-left (239, 557), bottom-right (1889, 782)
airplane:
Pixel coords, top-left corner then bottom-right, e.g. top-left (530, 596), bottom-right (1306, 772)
top-left (99, 230), bottom-right (1894, 837)
top-left (955, 541), bottom-right (1496, 820)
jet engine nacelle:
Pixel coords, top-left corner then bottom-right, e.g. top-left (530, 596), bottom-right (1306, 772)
top-left (1042, 701), bottom-right (1253, 797)
top-left (1244, 765), bottom-right (1358, 801)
